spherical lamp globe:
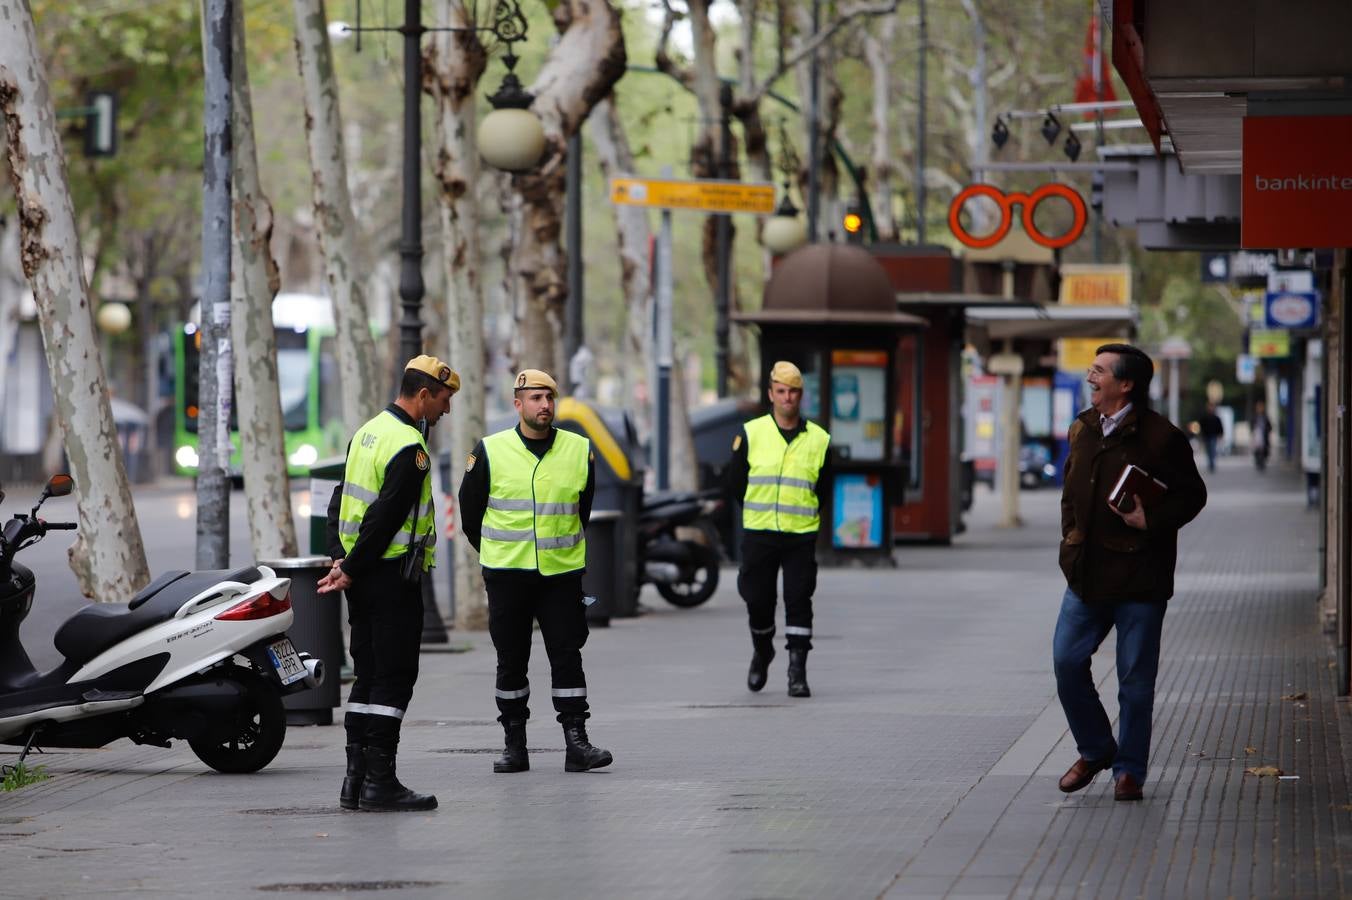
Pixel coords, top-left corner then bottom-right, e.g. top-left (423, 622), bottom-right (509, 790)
top-left (763, 212), bottom-right (808, 256)
top-left (96, 301), bottom-right (132, 335)
top-left (477, 108), bottom-right (546, 173)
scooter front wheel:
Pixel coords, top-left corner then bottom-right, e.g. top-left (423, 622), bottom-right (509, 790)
top-left (188, 668), bottom-right (286, 774)
top-left (656, 542), bottom-right (720, 608)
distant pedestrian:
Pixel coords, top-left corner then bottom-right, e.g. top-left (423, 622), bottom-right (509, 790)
top-left (459, 368), bottom-right (613, 774)
top-left (1198, 403), bottom-right (1224, 473)
top-left (1251, 400), bottom-right (1272, 472)
top-left (1054, 344), bottom-right (1207, 802)
top-left (320, 355), bottom-right (457, 812)
top-left (724, 361), bottom-right (831, 698)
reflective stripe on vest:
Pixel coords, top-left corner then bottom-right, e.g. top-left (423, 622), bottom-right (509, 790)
top-left (479, 428), bottom-right (589, 576)
top-left (337, 410), bottom-right (436, 570)
top-left (742, 414), bottom-right (830, 534)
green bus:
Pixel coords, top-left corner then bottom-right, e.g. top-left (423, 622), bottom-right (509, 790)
top-left (172, 293), bottom-right (349, 477)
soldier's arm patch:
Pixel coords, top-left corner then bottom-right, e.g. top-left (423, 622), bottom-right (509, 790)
top-left (465, 452), bottom-right (477, 472)
top-left (415, 449), bottom-right (430, 471)
top-left (732, 433), bottom-right (742, 451)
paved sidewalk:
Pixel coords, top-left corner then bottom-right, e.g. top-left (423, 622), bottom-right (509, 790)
top-left (3, 455), bottom-right (1346, 899)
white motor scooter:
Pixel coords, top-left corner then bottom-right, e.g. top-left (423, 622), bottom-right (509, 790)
top-left (0, 475), bottom-right (323, 774)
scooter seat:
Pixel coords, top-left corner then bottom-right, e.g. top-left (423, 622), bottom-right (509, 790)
top-left (128, 570), bottom-right (190, 610)
top-left (54, 566), bottom-right (265, 666)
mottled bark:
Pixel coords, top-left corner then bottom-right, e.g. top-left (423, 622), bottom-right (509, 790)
top-left (0, 1), bottom-right (150, 599)
top-left (232, 0), bottom-right (298, 560)
top-left (293, 0), bottom-right (382, 431)
top-left (587, 95), bottom-right (652, 438)
top-left (862, 12), bottom-right (898, 240)
top-left (426, 0), bottom-right (488, 630)
top-left (508, 0), bottom-right (626, 377)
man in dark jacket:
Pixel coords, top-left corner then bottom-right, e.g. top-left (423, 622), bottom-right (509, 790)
top-left (1053, 343), bottom-right (1207, 802)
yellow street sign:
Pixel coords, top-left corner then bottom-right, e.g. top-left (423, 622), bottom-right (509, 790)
top-left (609, 176), bottom-right (777, 215)
top-left (1250, 328), bottom-right (1290, 359)
top-left (1058, 264), bottom-right (1133, 373)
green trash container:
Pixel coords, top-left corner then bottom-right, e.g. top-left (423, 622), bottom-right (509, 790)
top-left (308, 457), bottom-right (348, 556)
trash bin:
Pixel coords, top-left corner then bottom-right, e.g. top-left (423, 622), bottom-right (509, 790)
top-left (581, 510), bottom-right (622, 626)
top-left (259, 555), bottom-right (342, 726)
top-left (555, 401), bottom-right (644, 622)
top-left (308, 457), bottom-right (348, 555)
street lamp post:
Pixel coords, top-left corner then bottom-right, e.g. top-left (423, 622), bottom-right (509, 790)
top-left (397, 0), bottom-right (425, 369)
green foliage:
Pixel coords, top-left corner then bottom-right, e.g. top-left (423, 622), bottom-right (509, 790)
top-left (1, 762), bottom-right (50, 792)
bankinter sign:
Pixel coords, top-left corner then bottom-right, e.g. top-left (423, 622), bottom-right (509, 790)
top-left (1242, 115), bottom-right (1352, 248)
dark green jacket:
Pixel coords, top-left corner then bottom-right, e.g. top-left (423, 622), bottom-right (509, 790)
top-left (1059, 405), bottom-right (1207, 603)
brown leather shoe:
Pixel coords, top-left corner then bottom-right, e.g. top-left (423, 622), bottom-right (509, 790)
top-left (1058, 755), bottom-right (1114, 793)
top-left (1114, 772), bottom-right (1144, 801)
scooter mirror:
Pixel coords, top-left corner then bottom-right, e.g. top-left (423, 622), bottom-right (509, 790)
top-left (46, 474), bottom-right (74, 498)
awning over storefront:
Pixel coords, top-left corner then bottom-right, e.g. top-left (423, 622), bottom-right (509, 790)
top-left (965, 304), bottom-right (1137, 341)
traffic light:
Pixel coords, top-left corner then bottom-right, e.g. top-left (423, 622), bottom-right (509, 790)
top-left (842, 201), bottom-right (864, 245)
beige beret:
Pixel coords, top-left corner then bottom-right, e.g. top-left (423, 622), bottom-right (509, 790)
top-left (769, 360), bottom-right (804, 389)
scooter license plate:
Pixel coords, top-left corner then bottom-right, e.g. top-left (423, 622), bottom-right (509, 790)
top-left (267, 638), bottom-right (307, 687)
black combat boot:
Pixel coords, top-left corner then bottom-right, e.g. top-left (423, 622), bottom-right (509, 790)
top-left (787, 648), bottom-right (811, 698)
top-left (493, 719), bottom-right (529, 773)
top-left (747, 645), bottom-right (774, 692)
top-left (358, 747), bottom-right (438, 812)
top-left (561, 716), bottom-right (613, 772)
top-left (339, 743), bottom-right (366, 810)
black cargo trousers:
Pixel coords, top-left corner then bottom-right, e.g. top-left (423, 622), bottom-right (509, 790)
top-left (486, 570), bottom-right (591, 723)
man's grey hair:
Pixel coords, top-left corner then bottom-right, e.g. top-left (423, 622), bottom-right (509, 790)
top-left (1096, 343), bottom-right (1153, 408)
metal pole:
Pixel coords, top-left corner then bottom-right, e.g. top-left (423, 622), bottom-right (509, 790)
top-left (1091, 12), bottom-right (1105, 263)
top-left (196, 0), bottom-right (232, 570)
top-left (397, 0), bottom-right (425, 369)
top-left (655, 207), bottom-right (674, 491)
top-left (915, 0), bottom-right (928, 244)
top-left (805, 0), bottom-right (821, 243)
top-left (564, 131), bottom-right (583, 393)
top-left (714, 83), bottom-right (733, 397)
top-left (395, 1), bottom-right (446, 643)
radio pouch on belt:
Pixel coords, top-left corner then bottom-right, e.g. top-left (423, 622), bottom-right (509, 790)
top-left (398, 479), bottom-right (430, 585)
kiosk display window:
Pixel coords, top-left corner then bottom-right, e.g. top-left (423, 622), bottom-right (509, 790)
top-left (830, 350), bottom-right (888, 460)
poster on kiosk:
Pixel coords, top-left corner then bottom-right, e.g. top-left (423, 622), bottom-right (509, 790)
top-left (830, 350), bottom-right (888, 549)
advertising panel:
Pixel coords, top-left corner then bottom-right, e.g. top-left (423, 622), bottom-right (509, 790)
top-left (832, 474), bottom-right (884, 549)
top-left (1057, 264), bottom-right (1133, 373)
top-left (1242, 116), bottom-right (1352, 248)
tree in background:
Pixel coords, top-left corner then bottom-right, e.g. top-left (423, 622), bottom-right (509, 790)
top-left (293, 0), bottom-right (384, 430)
top-left (424, 0), bottom-right (490, 630)
top-left (232, 0), bottom-right (298, 560)
top-left (507, 0), bottom-right (626, 377)
top-left (0, 0), bottom-right (151, 600)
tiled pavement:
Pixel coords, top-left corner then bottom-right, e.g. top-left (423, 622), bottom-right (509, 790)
top-left (2, 455), bottom-right (1346, 899)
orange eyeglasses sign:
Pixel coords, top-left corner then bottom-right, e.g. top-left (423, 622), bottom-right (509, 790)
top-left (947, 183), bottom-right (1088, 250)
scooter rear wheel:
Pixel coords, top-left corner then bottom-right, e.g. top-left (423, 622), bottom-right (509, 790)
top-left (656, 543), bottom-right (720, 608)
top-left (188, 668), bottom-right (286, 774)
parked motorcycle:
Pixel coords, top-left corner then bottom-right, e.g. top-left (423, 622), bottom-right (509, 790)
top-left (0, 475), bottom-right (322, 774)
top-left (638, 488), bottom-right (725, 608)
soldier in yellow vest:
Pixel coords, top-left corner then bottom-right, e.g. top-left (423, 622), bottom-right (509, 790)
top-left (459, 369), bottom-right (613, 774)
top-left (724, 361), bottom-right (831, 697)
top-left (318, 355), bottom-right (456, 812)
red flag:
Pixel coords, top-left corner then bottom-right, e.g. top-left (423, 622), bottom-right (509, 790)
top-left (1073, 15), bottom-right (1116, 110)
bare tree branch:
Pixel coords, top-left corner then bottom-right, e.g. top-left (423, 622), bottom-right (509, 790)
top-left (654, 0), bottom-right (696, 92)
top-left (747, 0), bottom-right (898, 102)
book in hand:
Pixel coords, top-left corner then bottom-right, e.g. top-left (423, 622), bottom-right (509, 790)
top-left (1108, 464), bottom-right (1167, 514)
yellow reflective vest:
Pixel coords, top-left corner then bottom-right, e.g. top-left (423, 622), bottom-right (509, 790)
top-left (337, 410), bottom-right (436, 570)
top-left (742, 414), bottom-right (830, 534)
top-left (479, 428), bottom-right (589, 576)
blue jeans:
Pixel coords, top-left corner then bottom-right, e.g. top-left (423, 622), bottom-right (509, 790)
top-left (1052, 587), bottom-right (1166, 784)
